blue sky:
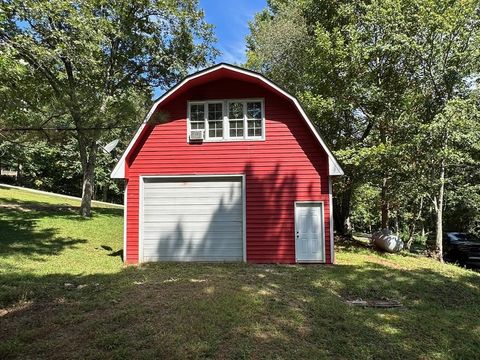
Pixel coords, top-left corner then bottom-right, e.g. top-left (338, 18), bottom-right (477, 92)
top-left (199, 0), bottom-right (267, 64)
top-left (154, 0), bottom-right (266, 97)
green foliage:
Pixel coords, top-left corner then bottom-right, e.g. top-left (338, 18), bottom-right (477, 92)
top-left (0, 137), bottom-right (123, 203)
top-left (0, 0), bottom-right (218, 213)
top-left (350, 183), bottom-right (381, 232)
top-left (247, 0), bottom-right (480, 246)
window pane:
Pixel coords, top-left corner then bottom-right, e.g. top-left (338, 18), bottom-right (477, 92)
top-left (229, 120), bottom-right (244, 138)
top-left (247, 102), bottom-right (262, 119)
top-left (230, 128), bottom-right (244, 137)
top-left (191, 121), bottom-right (205, 130)
top-left (190, 104), bottom-right (204, 121)
top-left (208, 120), bottom-right (223, 138)
top-left (208, 103), bottom-right (223, 120)
top-left (229, 102), bottom-right (243, 119)
top-left (247, 128), bottom-right (261, 137)
top-left (247, 119), bottom-right (262, 137)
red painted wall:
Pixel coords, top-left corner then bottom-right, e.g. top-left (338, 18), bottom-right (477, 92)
top-left (125, 76), bottom-right (331, 263)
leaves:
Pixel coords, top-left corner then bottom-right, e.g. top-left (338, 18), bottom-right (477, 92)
top-left (0, 0), bottom-right (218, 209)
top-left (247, 0), bottom-right (480, 240)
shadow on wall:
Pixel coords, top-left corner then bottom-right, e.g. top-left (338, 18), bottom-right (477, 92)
top-left (243, 163), bottom-right (299, 261)
top-left (145, 162), bottom-right (307, 262)
top-left (148, 177), bottom-right (244, 262)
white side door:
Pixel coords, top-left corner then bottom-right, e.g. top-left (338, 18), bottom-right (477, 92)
top-left (295, 202), bottom-right (325, 262)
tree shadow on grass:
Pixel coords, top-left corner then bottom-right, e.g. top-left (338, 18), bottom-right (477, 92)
top-left (0, 204), bottom-right (121, 261)
top-left (0, 193), bottom-right (123, 217)
top-left (0, 260), bottom-right (478, 359)
top-left (0, 207), bottom-right (88, 260)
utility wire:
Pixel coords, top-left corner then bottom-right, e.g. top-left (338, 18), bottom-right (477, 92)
top-left (0, 125), bottom-right (134, 132)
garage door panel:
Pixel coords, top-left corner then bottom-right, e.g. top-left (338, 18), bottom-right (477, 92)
top-left (143, 214), bottom-right (242, 222)
top-left (142, 209), bottom-right (242, 216)
top-left (143, 235), bottom-right (242, 248)
top-left (143, 232), bottom-right (242, 241)
top-left (142, 184), bottom-right (242, 197)
top-left (142, 203), bottom-right (242, 215)
top-left (143, 182), bottom-right (239, 189)
top-left (143, 187), bottom-right (242, 197)
top-left (142, 223), bottom-right (242, 235)
top-left (142, 221), bottom-right (242, 233)
top-left (143, 198), bottom-right (241, 206)
top-left (143, 255), bottom-right (242, 262)
top-left (143, 243), bottom-right (243, 251)
top-left (143, 198), bottom-right (242, 206)
top-left (142, 177), bottom-right (243, 262)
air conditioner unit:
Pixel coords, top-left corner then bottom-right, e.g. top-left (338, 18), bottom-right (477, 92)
top-left (189, 129), bottom-right (204, 141)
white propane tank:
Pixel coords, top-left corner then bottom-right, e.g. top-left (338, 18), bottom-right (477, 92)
top-left (371, 229), bottom-right (404, 253)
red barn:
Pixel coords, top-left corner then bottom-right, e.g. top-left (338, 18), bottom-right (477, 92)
top-left (111, 64), bottom-right (343, 264)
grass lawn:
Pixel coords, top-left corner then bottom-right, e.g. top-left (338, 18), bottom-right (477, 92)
top-left (1, 185), bottom-right (479, 359)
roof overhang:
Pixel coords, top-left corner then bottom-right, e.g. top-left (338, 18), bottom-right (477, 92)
top-left (111, 63), bottom-right (344, 179)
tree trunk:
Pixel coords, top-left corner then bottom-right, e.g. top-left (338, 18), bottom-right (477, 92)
top-left (102, 185), bottom-right (108, 202)
top-left (406, 197), bottom-right (424, 250)
top-left (78, 134), bottom-right (98, 218)
top-left (333, 185), bottom-right (353, 236)
top-left (434, 157), bottom-right (445, 261)
top-left (407, 222), bottom-right (416, 250)
top-left (381, 176), bottom-right (389, 229)
top-left (394, 211), bottom-right (399, 237)
top-left (379, 112), bottom-right (389, 230)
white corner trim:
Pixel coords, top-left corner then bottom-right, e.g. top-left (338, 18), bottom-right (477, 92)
top-left (111, 123), bottom-right (146, 178)
top-left (329, 177), bottom-right (335, 264)
top-left (123, 183), bottom-right (127, 263)
top-left (111, 64), bottom-right (344, 179)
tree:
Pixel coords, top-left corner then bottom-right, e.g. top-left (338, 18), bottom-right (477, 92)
top-left (0, 0), bottom-right (217, 216)
top-left (247, 0), bottom-right (480, 260)
top-left (247, 0), bottom-right (415, 234)
top-left (400, 1), bottom-right (480, 259)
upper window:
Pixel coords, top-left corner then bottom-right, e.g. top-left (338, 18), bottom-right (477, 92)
top-left (190, 104), bottom-right (205, 130)
top-left (247, 102), bottom-right (262, 137)
top-left (229, 102), bottom-right (244, 138)
top-left (208, 103), bottom-right (223, 138)
top-left (188, 99), bottom-right (264, 142)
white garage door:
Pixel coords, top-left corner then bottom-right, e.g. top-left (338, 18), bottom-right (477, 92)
top-left (141, 177), bottom-right (244, 262)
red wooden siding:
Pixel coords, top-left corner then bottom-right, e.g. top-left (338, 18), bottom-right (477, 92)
top-left (125, 77), bottom-right (331, 263)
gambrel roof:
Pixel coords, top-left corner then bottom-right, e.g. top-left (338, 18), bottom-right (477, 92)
top-left (111, 63), bottom-right (344, 178)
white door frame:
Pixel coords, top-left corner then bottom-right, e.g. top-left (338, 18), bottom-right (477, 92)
top-left (294, 201), bottom-right (326, 263)
top-left (138, 174), bottom-right (246, 263)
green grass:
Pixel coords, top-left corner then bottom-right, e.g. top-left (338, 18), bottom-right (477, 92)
top-left (0, 186), bottom-right (122, 208)
top-left (1, 186), bottom-right (479, 359)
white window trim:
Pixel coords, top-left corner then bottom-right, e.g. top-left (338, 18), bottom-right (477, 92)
top-left (188, 102), bottom-right (207, 132)
top-left (206, 101), bottom-right (224, 140)
top-left (187, 98), bottom-right (265, 142)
